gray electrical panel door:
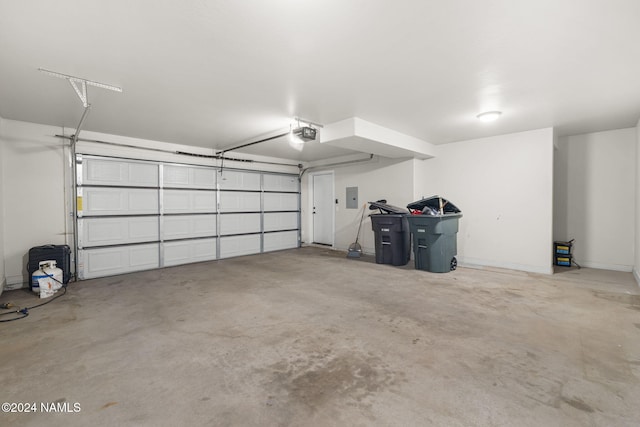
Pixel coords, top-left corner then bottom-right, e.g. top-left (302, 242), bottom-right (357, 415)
top-left (346, 186), bottom-right (358, 209)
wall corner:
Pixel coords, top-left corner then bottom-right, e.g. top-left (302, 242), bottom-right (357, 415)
top-left (0, 115), bottom-right (5, 290)
top-left (635, 118), bottom-right (640, 283)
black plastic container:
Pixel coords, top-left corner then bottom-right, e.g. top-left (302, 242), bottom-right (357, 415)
top-left (554, 240), bottom-right (573, 255)
top-left (554, 255), bottom-right (572, 267)
top-left (406, 196), bottom-right (462, 273)
top-left (369, 201), bottom-right (411, 266)
top-left (27, 244), bottom-right (72, 284)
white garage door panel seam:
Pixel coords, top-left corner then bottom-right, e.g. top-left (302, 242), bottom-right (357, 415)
top-left (75, 155), bottom-right (300, 279)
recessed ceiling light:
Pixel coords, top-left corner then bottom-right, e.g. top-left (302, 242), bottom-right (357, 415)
top-left (476, 111), bottom-right (502, 122)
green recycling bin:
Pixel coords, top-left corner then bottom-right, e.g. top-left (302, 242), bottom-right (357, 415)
top-left (406, 196), bottom-right (462, 273)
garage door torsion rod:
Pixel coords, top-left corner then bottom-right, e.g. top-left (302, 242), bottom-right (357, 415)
top-left (55, 135), bottom-right (299, 167)
top-left (216, 131), bottom-right (290, 155)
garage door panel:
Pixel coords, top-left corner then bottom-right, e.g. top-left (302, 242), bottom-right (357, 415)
top-left (218, 170), bottom-right (261, 190)
top-left (128, 164), bottom-right (158, 187)
top-left (82, 188), bottom-right (159, 216)
top-left (163, 215), bottom-right (217, 240)
top-left (77, 157), bottom-right (301, 280)
top-left (79, 217), bottom-right (159, 247)
top-left (263, 212), bottom-right (298, 231)
top-left (192, 168), bottom-right (217, 188)
top-left (264, 193), bottom-right (298, 211)
top-left (220, 213), bottom-right (261, 235)
top-left (83, 158), bottom-right (158, 187)
top-left (219, 192), bottom-right (261, 212)
top-left (263, 174), bottom-right (298, 192)
top-left (163, 165), bottom-right (216, 189)
top-left (130, 191), bottom-right (160, 212)
top-left (220, 235), bottom-right (261, 258)
top-left (164, 238), bottom-right (217, 266)
top-left (163, 190), bottom-right (216, 213)
top-left (264, 231), bottom-right (298, 252)
top-left (78, 244), bottom-right (159, 279)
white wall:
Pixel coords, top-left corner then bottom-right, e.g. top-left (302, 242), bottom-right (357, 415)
top-left (301, 157), bottom-right (414, 254)
top-left (635, 119), bottom-right (640, 285)
top-left (415, 128), bottom-right (555, 274)
top-left (0, 116), bottom-right (6, 292)
top-left (555, 128), bottom-right (636, 272)
top-left (5, 118), bottom-right (634, 281)
top-left (306, 128), bottom-right (555, 274)
top-left (2, 120), bottom-right (68, 288)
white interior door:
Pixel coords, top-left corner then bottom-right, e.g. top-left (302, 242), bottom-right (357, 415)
top-left (312, 173), bottom-right (334, 245)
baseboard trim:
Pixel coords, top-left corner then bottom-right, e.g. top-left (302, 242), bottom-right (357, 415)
top-left (576, 261), bottom-right (633, 272)
top-left (5, 274), bottom-right (28, 290)
top-left (459, 257), bottom-right (553, 275)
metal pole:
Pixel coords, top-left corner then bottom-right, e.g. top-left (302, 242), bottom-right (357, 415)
top-left (71, 142), bottom-right (79, 281)
top-left (55, 134), bottom-right (301, 168)
top-left (72, 105), bottom-right (92, 143)
top-left (217, 131), bottom-right (290, 155)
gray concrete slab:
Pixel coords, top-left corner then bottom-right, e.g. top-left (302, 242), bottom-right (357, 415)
top-left (1, 247), bottom-right (639, 426)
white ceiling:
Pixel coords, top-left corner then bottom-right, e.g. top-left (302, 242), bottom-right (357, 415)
top-left (1, 0), bottom-right (640, 161)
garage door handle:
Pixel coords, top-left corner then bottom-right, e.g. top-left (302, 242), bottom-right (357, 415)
top-left (381, 242), bottom-right (391, 245)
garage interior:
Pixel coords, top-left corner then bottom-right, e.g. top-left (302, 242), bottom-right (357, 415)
top-left (1, 1), bottom-right (640, 426)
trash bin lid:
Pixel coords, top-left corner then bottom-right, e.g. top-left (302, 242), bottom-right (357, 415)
top-left (407, 196), bottom-right (461, 214)
top-left (368, 201), bottom-right (409, 214)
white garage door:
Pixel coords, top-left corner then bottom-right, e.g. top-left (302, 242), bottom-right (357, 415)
top-left (76, 155), bottom-right (300, 279)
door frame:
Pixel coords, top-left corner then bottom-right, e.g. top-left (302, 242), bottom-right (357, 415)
top-left (308, 170), bottom-right (335, 247)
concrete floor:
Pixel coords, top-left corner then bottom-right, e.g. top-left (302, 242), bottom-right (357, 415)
top-left (1, 247), bottom-right (639, 426)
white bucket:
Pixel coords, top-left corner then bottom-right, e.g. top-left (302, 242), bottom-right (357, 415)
top-left (32, 260), bottom-right (63, 298)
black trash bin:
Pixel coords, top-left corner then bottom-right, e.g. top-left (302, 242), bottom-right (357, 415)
top-left (406, 196), bottom-right (462, 273)
top-left (27, 244), bottom-right (72, 284)
top-left (368, 201), bottom-right (411, 266)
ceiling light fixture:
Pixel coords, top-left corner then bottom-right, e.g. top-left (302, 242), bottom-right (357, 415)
top-left (476, 111), bottom-right (502, 122)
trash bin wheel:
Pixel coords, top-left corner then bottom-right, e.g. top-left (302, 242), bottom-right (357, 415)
top-left (450, 257), bottom-right (457, 271)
